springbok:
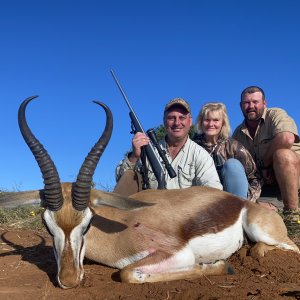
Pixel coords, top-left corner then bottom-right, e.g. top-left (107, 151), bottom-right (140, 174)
top-left (1, 96), bottom-right (299, 289)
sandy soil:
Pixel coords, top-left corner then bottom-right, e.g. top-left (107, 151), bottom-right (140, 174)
top-left (0, 227), bottom-right (299, 300)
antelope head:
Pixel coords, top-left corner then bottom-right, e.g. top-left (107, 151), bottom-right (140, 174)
top-left (18, 96), bottom-right (112, 289)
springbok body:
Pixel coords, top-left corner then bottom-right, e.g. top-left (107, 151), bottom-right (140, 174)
top-left (1, 96), bottom-right (298, 289)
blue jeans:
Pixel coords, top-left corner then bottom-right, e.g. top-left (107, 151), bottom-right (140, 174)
top-left (220, 158), bottom-right (248, 200)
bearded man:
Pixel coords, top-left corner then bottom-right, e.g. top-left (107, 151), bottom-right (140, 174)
top-left (233, 86), bottom-right (300, 228)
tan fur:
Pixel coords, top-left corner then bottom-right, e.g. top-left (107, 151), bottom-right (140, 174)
top-left (1, 183), bottom-right (299, 286)
top-left (120, 260), bottom-right (229, 283)
top-left (85, 186), bottom-right (299, 273)
top-left (245, 201), bottom-right (299, 252)
top-left (250, 242), bottom-right (277, 258)
top-left (59, 239), bottom-right (82, 288)
top-left (246, 201), bottom-right (286, 235)
top-left (55, 183), bottom-right (85, 232)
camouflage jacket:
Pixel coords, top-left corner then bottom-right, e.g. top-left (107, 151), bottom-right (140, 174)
top-left (193, 134), bottom-right (262, 202)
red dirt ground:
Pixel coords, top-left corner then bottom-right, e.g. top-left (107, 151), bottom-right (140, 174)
top-left (0, 227), bottom-right (299, 300)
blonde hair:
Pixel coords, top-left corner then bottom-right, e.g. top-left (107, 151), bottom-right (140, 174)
top-left (195, 102), bottom-right (231, 139)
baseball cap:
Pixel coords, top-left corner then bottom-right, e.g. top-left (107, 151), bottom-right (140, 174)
top-left (164, 97), bottom-right (191, 114)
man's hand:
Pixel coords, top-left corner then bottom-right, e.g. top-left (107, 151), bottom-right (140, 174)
top-left (129, 132), bottom-right (150, 163)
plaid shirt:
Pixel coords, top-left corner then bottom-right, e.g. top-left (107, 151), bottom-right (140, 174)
top-left (193, 134), bottom-right (262, 202)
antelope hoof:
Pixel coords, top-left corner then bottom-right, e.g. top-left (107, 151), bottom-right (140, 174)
top-left (250, 242), bottom-right (276, 259)
top-left (120, 268), bottom-right (149, 284)
top-left (224, 261), bottom-right (235, 275)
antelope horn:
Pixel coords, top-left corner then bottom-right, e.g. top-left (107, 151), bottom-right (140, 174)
top-left (18, 96), bottom-right (63, 211)
top-left (72, 101), bottom-right (113, 211)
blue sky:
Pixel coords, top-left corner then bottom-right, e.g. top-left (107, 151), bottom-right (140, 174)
top-left (1, 0), bottom-right (299, 191)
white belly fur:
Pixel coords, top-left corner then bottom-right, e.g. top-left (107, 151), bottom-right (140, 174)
top-left (113, 211), bottom-right (244, 270)
top-left (188, 212), bottom-right (244, 263)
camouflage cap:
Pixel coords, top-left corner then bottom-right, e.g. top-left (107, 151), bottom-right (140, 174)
top-left (164, 97), bottom-right (191, 114)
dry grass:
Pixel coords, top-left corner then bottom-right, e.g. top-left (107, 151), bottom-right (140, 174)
top-left (0, 206), bottom-right (45, 230)
top-left (278, 210), bottom-right (300, 246)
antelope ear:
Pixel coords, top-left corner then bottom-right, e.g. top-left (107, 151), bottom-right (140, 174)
top-left (91, 190), bottom-right (155, 211)
top-left (0, 190), bottom-right (44, 208)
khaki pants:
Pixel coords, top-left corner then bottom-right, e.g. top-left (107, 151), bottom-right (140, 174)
top-left (113, 170), bottom-right (143, 196)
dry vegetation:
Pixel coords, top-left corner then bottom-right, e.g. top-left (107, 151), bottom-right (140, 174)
top-left (0, 206), bottom-right (45, 231)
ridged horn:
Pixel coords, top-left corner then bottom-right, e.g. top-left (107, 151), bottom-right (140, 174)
top-left (18, 96), bottom-right (63, 211)
top-left (72, 101), bottom-right (113, 211)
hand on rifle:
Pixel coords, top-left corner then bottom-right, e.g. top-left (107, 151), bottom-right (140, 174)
top-left (129, 132), bottom-right (150, 164)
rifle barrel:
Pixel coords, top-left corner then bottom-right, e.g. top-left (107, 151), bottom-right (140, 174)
top-left (111, 70), bottom-right (168, 189)
top-left (111, 70), bottom-right (134, 113)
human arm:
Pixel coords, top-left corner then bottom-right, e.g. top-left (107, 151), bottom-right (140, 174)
top-left (261, 108), bottom-right (299, 168)
top-left (260, 132), bottom-right (295, 168)
top-left (127, 132), bottom-right (150, 164)
top-left (115, 154), bottom-right (139, 182)
top-left (234, 109), bottom-right (299, 185)
top-left (192, 143), bottom-right (223, 190)
top-left (258, 132), bottom-right (295, 185)
top-left (115, 132), bottom-right (150, 182)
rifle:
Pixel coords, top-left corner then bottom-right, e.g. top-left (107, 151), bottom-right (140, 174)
top-left (111, 70), bottom-right (176, 189)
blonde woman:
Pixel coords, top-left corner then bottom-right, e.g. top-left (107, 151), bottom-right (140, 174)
top-left (193, 102), bottom-right (262, 202)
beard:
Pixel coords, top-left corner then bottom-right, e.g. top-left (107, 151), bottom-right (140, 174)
top-left (243, 108), bottom-right (264, 121)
